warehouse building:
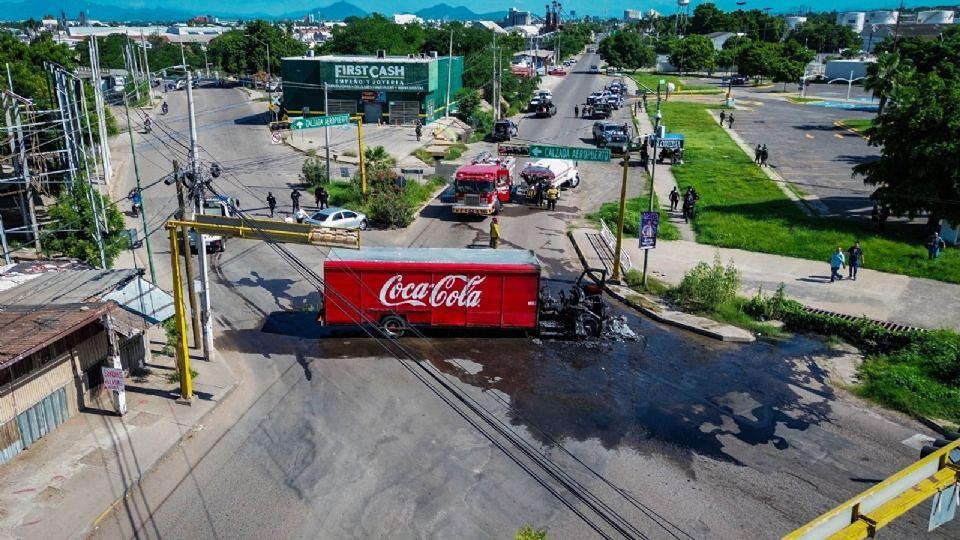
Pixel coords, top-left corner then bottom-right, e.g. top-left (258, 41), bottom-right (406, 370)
top-left (281, 52), bottom-right (464, 125)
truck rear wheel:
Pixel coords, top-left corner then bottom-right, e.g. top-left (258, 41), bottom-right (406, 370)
top-left (380, 315), bottom-right (407, 339)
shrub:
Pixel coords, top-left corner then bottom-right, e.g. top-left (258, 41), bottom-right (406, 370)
top-left (302, 156), bottom-right (328, 188)
top-left (515, 525), bottom-right (549, 540)
top-left (161, 317), bottom-right (180, 357)
top-left (166, 368), bottom-right (200, 384)
top-left (367, 189), bottom-right (414, 228)
top-left (672, 255), bottom-right (740, 312)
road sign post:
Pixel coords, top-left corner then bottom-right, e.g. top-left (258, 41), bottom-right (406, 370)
top-left (528, 144), bottom-right (610, 162)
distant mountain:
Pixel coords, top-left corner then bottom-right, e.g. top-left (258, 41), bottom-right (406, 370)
top-left (288, 1), bottom-right (368, 21)
top-left (413, 4), bottom-right (506, 21)
top-left (0, 0), bottom-right (205, 22)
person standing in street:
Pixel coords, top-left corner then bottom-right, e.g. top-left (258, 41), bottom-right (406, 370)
top-left (727, 113), bottom-right (735, 129)
top-left (318, 187), bottom-right (329, 209)
top-left (266, 192), bottom-right (277, 217)
top-left (574, 105), bottom-right (579, 118)
top-left (489, 217), bottom-right (501, 249)
top-left (681, 197), bottom-right (692, 223)
top-left (927, 232), bottom-right (946, 259)
top-left (291, 188), bottom-right (301, 214)
top-left (546, 185), bottom-right (559, 211)
top-left (847, 241), bottom-right (864, 280)
top-left (668, 187), bottom-right (680, 211)
top-left (536, 181), bottom-right (546, 208)
top-left (830, 247), bottom-right (846, 282)
top-left (719, 110), bottom-right (726, 126)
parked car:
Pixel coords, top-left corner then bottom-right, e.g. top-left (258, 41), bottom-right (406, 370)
top-left (606, 66), bottom-right (618, 75)
top-left (266, 80), bottom-right (281, 92)
top-left (538, 89), bottom-right (553, 101)
top-left (492, 119), bottom-right (519, 141)
top-left (589, 65), bottom-right (600, 74)
top-left (303, 207), bottom-right (368, 230)
top-left (548, 67), bottom-right (567, 75)
top-left (606, 95), bottom-right (622, 109)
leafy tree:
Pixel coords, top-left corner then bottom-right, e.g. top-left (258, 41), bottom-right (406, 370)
top-left (208, 20), bottom-right (306, 75)
top-left (736, 41), bottom-right (780, 83)
top-left (599, 31), bottom-right (655, 70)
top-left (689, 3), bottom-right (732, 35)
top-left (788, 19), bottom-right (859, 53)
top-left (669, 35), bottom-right (715, 75)
top-left (863, 52), bottom-right (900, 116)
top-left (322, 14), bottom-right (424, 56)
top-left (302, 156), bottom-right (329, 187)
top-left (454, 87), bottom-right (481, 121)
top-left (44, 181), bottom-right (127, 267)
top-left (364, 145), bottom-right (396, 170)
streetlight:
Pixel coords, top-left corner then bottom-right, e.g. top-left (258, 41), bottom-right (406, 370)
top-left (827, 70), bottom-right (865, 101)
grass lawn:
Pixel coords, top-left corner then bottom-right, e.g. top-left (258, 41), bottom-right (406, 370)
top-left (587, 188), bottom-right (681, 241)
top-left (838, 118), bottom-right (873, 132)
top-left (327, 176), bottom-right (446, 215)
top-left (655, 101), bottom-right (960, 284)
top-left (786, 96), bottom-right (823, 104)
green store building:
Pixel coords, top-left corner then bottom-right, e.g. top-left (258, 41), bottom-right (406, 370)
top-left (281, 53), bottom-right (464, 125)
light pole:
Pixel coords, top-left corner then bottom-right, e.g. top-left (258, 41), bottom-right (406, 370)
top-left (250, 35), bottom-right (271, 83)
top-left (827, 70), bottom-right (865, 101)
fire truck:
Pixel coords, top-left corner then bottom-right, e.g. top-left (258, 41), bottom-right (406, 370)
top-left (519, 159), bottom-right (580, 203)
top-left (320, 247), bottom-right (621, 339)
top-left (450, 153), bottom-right (515, 216)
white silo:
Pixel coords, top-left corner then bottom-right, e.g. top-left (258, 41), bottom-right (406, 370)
top-left (836, 12), bottom-right (866, 34)
top-left (786, 16), bottom-right (807, 30)
top-left (917, 10), bottom-right (954, 24)
top-left (865, 10), bottom-right (899, 26)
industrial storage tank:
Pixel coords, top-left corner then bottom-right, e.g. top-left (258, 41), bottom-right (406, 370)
top-left (836, 11), bottom-right (866, 33)
top-left (917, 10), bottom-right (954, 24)
top-left (865, 10), bottom-right (899, 25)
top-left (786, 16), bottom-right (807, 30)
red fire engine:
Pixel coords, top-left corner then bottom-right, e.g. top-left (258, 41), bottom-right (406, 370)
top-left (451, 153), bottom-right (515, 216)
top-left (320, 247), bottom-right (616, 339)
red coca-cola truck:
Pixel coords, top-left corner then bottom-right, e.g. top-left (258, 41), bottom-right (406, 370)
top-left (321, 247), bottom-right (541, 337)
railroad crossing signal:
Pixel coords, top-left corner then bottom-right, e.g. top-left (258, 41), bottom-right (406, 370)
top-left (290, 114), bottom-right (351, 130)
top-left (529, 144), bottom-right (610, 162)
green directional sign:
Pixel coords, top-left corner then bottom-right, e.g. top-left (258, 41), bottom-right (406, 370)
top-left (290, 114), bottom-right (351, 130)
top-left (528, 144), bottom-right (611, 162)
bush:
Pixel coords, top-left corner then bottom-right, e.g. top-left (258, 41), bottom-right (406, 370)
top-left (302, 156), bottom-right (328, 188)
top-left (672, 255), bottom-right (740, 312)
top-left (515, 525), bottom-right (549, 540)
top-left (166, 368), bottom-right (200, 384)
top-left (161, 317), bottom-right (180, 357)
top-left (366, 188), bottom-right (414, 228)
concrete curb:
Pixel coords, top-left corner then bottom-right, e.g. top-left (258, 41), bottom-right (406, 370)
top-left (833, 119), bottom-right (869, 140)
top-left (83, 355), bottom-right (242, 537)
top-left (566, 230), bottom-right (754, 342)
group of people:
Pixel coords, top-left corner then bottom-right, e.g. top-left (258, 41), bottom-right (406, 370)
top-left (754, 144), bottom-right (770, 167)
top-left (668, 186), bottom-right (700, 223)
top-left (265, 186), bottom-right (330, 219)
top-left (829, 243), bottom-right (865, 282)
top-left (528, 181), bottom-right (560, 211)
top-left (718, 110), bottom-right (735, 129)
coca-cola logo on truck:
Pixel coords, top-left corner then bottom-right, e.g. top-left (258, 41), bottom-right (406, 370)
top-left (379, 274), bottom-right (485, 308)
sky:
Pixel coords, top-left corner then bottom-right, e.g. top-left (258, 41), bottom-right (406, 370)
top-left (33, 0), bottom-right (943, 18)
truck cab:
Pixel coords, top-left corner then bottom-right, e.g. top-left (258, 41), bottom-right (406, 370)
top-left (188, 195), bottom-right (239, 253)
top-left (520, 159), bottom-right (580, 203)
top-left (451, 155), bottom-right (515, 216)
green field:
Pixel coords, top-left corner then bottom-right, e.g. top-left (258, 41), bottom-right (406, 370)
top-left (838, 118), bottom-right (873, 132)
top-left (655, 101), bottom-right (960, 283)
top-left (587, 189), bottom-right (680, 241)
top-left (629, 72), bottom-right (719, 94)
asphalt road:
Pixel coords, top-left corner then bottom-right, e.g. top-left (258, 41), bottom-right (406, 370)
top-left (91, 55), bottom-right (956, 539)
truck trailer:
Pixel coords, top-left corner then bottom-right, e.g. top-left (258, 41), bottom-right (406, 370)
top-left (320, 247), bottom-right (616, 339)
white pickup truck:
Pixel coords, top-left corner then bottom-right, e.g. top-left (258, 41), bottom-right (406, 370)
top-left (519, 159), bottom-right (580, 203)
top-left (188, 195), bottom-right (239, 253)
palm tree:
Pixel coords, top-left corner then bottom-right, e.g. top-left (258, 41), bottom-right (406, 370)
top-left (363, 145), bottom-right (396, 170)
top-left (863, 52), bottom-right (900, 116)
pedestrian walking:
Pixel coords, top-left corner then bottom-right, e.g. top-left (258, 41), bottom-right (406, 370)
top-left (640, 144), bottom-right (649, 171)
top-left (727, 113), bottom-right (735, 129)
top-left (266, 192), bottom-right (277, 217)
top-left (415, 120), bottom-right (422, 142)
top-left (754, 144), bottom-right (762, 164)
top-left (927, 232), bottom-right (946, 259)
top-left (847, 241), bottom-right (864, 280)
top-left (642, 94), bottom-right (648, 111)
top-left (574, 105), bottom-right (579, 117)
top-left (681, 198), bottom-right (692, 223)
top-left (489, 217), bottom-right (501, 249)
top-left (668, 187), bottom-right (680, 211)
top-left (830, 247), bottom-right (846, 282)
top-left (291, 188), bottom-right (301, 214)
top-left (760, 144), bottom-right (769, 167)
top-left (719, 110), bottom-right (727, 126)
top-left (546, 185), bottom-right (559, 211)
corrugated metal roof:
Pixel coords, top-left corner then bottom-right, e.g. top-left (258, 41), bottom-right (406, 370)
top-left (0, 303), bottom-right (113, 367)
top-left (0, 269), bottom-right (173, 326)
top-left (327, 247), bottom-right (540, 267)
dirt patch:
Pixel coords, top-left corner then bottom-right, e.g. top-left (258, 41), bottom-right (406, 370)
top-left (78, 448), bottom-right (107, 467)
top-left (34, 486), bottom-right (63, 505)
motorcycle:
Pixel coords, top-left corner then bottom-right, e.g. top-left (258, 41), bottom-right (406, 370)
top-left (143, 121), bottom-right (152, 134)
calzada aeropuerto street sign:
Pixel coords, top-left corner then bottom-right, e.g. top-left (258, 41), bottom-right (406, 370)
top-left (529, 144), bottom-right (610, 162)
top-left (290, 114), bottom-right (351, 130)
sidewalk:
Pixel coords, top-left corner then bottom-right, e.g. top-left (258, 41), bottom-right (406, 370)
top-left (0, 340), bottom-right (238, 539)
top-left (575, 226), bottom-right (960, 331)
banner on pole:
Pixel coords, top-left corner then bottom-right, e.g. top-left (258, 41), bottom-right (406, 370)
top-left (639, 211), bottom-right (659, 250)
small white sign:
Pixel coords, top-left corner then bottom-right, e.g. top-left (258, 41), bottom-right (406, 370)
top-left (102, 367), bottom-right (125, 391)
top-left (271, 131), bottom-right (282, 145)
top-left (271, 95), bottom-right (281, 107)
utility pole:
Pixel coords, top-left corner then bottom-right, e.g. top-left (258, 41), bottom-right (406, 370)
top-left (71, 76), bottom-right (106, 269)
top-left (123, 92), bottom-right (158, 283)
top-left (611, 142), bottom-right (630, 283)
top-left (492, 32), bottom-right (498, 120)
top-left (140, 30), bottom-right (153, 101)
top-left (186, 71), bottom-right (214, 359)
top-left (357, 116), bottom-right (367, 194)
top-left (324, 82), bottom-right (331, 183)
top-left (641, 102), bottom-right (663, 287)
top-left (173, 160), bottom-right (202, 348)
top-left (445, 27), bottom-right (453, 117)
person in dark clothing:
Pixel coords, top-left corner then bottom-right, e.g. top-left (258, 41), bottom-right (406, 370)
top-left (415, 120), bottom-right (422, 142)
top-left (755, 144), bottom-right (762, 164)
top-left (640, 144), bottom-right (649, 171)
top-left (927, 232), bottom-right (946, 259)
top-left (847, 242), bottom-right (864, 280)
top-left (574, 105), bottom-right (579, 117)
top-left (291, 188), bottom-right (301, 214)
top-left (871, 205), bottom-right (879, 224)
top-left (760, 144), bottom-right (769, 167)
top-left (266, 192), bottom-right (277, 217)
top-left (681, 198), bottom-right (692, 223)
top-left (727, 113), bottom-right (735, 128)
top-left (318, 187), bottom-right (329, 209)
top-left (668, 187), bottom-right (680, 211)
top-left (536, 181), bottom-right (546, 207)
top-left (719, 110), bottom-right (726, 126)
top-left (879, 206), bottom-right (890, 232)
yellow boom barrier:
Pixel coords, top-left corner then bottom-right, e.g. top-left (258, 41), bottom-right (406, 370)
top-left (785, 438), bottom-right (960, 539)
